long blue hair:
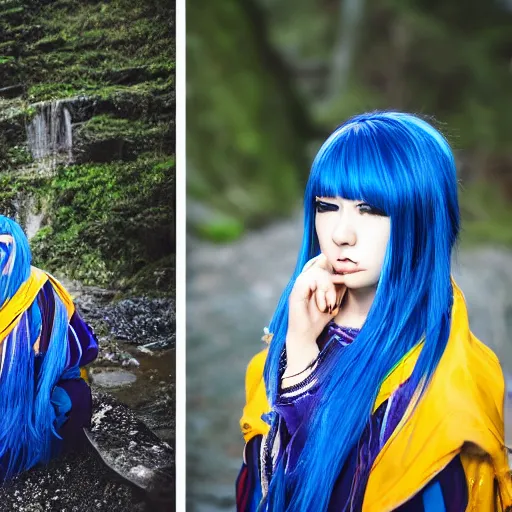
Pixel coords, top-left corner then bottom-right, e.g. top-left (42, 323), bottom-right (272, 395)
top-left (0, 216), bottom-right (70, 479)
top-left (262, 112), bottom-right (460, 511)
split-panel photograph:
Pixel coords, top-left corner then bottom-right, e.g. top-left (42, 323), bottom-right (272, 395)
top-left (2, 0), bottom-right (512, 510)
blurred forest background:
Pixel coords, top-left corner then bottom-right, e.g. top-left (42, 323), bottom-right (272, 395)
top-left (187, 1), bottom-right (512, 510)
top-left (188, 0), bottom-right (512, 245)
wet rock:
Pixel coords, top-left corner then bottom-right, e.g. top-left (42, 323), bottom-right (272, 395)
top-left (92, 369), bottom-right (137, 388)
top-left (102, 297), bottom-right (175, 348)
top-left (0, 449), bottom-right (137, 512)
top-left (88, 391), bottom-right (174, 495)
top-left (123, 357), bottom-right (140, 367)
top-left (0, 392), bottom-right (174, 511)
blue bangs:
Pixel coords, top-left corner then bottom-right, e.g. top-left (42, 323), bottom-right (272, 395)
top-left (306, 121), bottom-right (394, 214)
top-left (305, 112), bottom-right (456, 225)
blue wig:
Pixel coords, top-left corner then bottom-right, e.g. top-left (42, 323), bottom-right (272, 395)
top-left (0, 216), bottom-right (70, 479)
top-left (262, 112), bottom-right (460, 511)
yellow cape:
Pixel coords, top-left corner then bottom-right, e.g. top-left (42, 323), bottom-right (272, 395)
top-left (240, 280), bottom-right (512, 511)
top-left (0, 267), bottom-right (90, 382)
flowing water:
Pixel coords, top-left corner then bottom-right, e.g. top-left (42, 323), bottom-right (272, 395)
top-left (26, 99), bottom-right (74, 172)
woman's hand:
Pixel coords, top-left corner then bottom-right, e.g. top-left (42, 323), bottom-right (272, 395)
top-left (283, 255), bottom-right (346, 383)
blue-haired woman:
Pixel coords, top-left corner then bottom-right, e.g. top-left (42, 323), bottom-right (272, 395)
top-left (0, 216), bottom-right (98, 481)
top-left (236, 112), bottom-right (512, 511)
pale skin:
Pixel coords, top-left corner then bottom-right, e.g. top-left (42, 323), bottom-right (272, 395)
top-left (282, 196), bottom-right (391, 387)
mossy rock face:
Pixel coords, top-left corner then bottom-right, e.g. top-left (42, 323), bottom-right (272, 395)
top-left (30, 155), bottom-right (175, 289)
top-left (0, 84), bottom-right (24, 98)
top-left (0, 6), bottom-right (25, 25)
top-left (0, 0), bottom-right (175, 293)
top-left (72, 113), bottom-right (173, 164)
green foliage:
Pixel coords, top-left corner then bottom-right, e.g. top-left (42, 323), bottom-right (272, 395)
top-left (459, 182), bottom-right (512, 247)
top-left (194, 217), bottom-right (245, 243)
top-left (187, 0), bottom-right (309, 227)
top-left (31, 155), bottom-right (174, 289)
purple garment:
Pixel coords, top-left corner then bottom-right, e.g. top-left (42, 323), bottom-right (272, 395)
top-left (268, 321), bottom-right (468, 511)
top-left (37, 280), bottom-right (99, 452)
top-left (37, 280), bottom-right (99, 367)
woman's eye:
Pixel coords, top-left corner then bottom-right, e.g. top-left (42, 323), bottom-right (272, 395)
top-left (315, 200), bottom-right (338, 213)
top-left (357, 203), bottom-right (386, 216)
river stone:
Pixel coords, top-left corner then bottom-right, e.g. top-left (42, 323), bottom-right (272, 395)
top-left (101, 297), bottom-right (175, 348)
top-left (88, 391), bottom-right (174, 495)
top-left (0, 391), bottom-right (174, 511)
top-left (92, 369), bottom-right (137, 388)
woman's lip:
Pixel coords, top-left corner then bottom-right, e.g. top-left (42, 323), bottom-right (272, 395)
top-left (334, 269), bottom-right (362, 275)
top-left (334, 263), bottom-right (362, 274)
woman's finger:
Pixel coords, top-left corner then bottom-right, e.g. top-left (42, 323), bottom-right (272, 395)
top-left (312, 254), bottom-right (331, 272)
top-left (302, 254), bottom-right (334, 275)
top-left (301, 254), bottom-right (323, 274)
top-left (325, 285), bottom-right (337, 312)
top-left (315, 286), bottom-right (328, 313)
top-left (335, 285), bottom-right (347, 308)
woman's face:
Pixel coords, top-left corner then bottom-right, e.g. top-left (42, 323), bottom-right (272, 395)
top-left (314, 196), bottom-right (391, 289)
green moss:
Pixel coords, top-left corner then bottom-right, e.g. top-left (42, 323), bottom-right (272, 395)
top-left (0, 6), bottom-right (24, 17)
top-left (30, 155), bottom-right (174, 289)
top-left (6, 0), bottom-right (173, 103)
top-left (6, 145), bottom-right (32, 166)
top-left (26, 77), bottom-right (173, 104)
top-left (0, 41), bottom-right (16, 52)
top-left (27, 83), bottom-right (82, 101)
top-left (83, 114), bottom-right (166, 138)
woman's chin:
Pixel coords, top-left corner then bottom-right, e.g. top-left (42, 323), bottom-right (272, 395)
top-left (342, 273), bottom-right (379, 290)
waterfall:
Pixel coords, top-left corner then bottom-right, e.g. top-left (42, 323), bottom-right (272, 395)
top-left (26, 99), bottom-right (73, 172)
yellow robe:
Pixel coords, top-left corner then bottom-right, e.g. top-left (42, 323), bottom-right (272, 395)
top-left (240, 280), bottom-right (512, 511)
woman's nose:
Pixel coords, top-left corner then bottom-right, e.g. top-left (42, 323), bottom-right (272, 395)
top-left (331, 218), bottom-right (356, 246)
